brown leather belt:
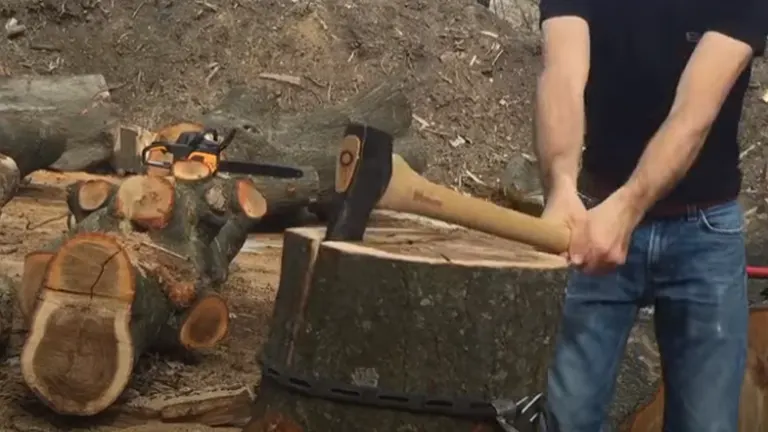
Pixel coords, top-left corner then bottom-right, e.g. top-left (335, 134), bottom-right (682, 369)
top-left (578, 173), bottom-right (734, 219)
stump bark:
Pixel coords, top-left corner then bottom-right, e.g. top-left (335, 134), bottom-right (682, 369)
top-left (623, 305), bottom-right (768, 432)
top-left (198, 79), bottom-right (428, 217)
top-left (244, 224), bottom-right (569, 431)
top-left (0, 74), bottom-right (119, 171)
top-left (18, 161), bottom-right (264, 416)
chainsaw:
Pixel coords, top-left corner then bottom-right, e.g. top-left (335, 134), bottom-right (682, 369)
top-left (141, 127), bottom-right (304, 178)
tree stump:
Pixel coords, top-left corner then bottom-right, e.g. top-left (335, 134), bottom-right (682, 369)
top-left (244, 224), bottom-right (569, 431)
top-left (623, 305), bottom-right (768, 432)
top-left (198, 79), bottom-right (428, 217)
top-left (0, 74), bottom-right (119, 171)
top-left (17, 160), bottom-right (269, 416)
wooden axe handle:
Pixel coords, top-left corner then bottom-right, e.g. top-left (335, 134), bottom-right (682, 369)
top-left (378, 155), bottom-right (571, 254)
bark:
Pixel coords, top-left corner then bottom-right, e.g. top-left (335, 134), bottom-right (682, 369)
top-left (0, 275), bottom-right (15, 356)
top-left (245, 226), bottom-right (569, 432)
top-left (18, 161), bottom-right (263, 416)
top-left (0, 74), bottom-right (119, 172)
top-left (199, 79), bottom-right (429, 216)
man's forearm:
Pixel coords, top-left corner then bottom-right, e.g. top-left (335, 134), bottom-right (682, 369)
top-left (619, 31), bottom-right (755, 213)
top-left (620, 113), bottom-right (710, 212)
top-left (534, 71), bottom-right (585, 194)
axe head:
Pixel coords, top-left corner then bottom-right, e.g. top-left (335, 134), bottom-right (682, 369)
top-left (324, 123), bottom-right (394, 241)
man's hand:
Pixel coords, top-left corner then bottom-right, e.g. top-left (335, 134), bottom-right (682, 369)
top-left (569, 188), bottom-right (645, 274)
top-left (541, 182), bottom-right (587, 260)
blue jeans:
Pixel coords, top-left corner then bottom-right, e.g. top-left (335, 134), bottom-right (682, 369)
top-left (545, 200), bottom-right (748, 432)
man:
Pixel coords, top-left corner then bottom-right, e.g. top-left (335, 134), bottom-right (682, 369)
top-left (535, 0), bottom-right (767, 431)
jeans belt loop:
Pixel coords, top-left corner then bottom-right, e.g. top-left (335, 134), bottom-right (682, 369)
top-left (685, 204), bottom-right (699, 222)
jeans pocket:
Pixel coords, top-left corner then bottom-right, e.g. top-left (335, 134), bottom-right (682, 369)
top-left (698, 201), bottom-right (745, 235)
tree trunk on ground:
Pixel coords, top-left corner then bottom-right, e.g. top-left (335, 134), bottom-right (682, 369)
top-left (0, 74), bottom-right (119, 171)
top-left (244, 225), bottom-right (569, 432)
top-left (17, 160), bottom-right (265, 416)
top-left (622, 305), bottom-right (768, 432)
top-left (198, 79), bottom-right (429, 217)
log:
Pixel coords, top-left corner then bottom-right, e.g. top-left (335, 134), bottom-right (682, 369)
top-left (19, 161), bottom-right (264, 416)
top-left (245, 225), bottom-right (569, 431)
top-left (0, 74), bottom-right (119, 172)
top-left (65, 178), bottom-right (119, 227)
top-left (623, 305), bottom-right (768, 432)
top-left (199, 79), bottom-right (429, 216)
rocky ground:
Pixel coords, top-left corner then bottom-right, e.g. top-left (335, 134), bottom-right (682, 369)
top-left (0, 0), bottom-right (767, 430)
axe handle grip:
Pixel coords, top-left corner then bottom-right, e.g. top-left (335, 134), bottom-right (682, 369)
top-left (379, 155), bottom-right (570, 254)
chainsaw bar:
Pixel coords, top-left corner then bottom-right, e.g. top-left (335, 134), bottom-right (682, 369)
top-left (217, 160), bottom-right (305, 178)
top-left (141, 127), bottom-right (304, 178)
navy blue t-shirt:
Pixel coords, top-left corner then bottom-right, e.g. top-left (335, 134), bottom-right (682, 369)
top-left (539, 0), bottom-right (767, 204)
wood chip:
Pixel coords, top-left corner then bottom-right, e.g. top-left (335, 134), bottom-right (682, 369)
top-left (103, 385), bottom-right (254, 428)
top-left (259, 72), bottom-right (302, 86)
top-left (4, 18), bottom-right (26, 38)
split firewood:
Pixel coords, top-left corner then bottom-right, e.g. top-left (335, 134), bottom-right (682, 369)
top-left (17, 160), bottom-right (274, 416)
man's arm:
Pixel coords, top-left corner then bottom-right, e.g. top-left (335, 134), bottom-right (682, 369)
top-left (534, 4), bottom-right (591, 196)
top-left (620, 5), bottom-right (766, 211)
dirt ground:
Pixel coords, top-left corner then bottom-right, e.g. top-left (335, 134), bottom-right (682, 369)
top-left (0, 0), bottom-right (768, 430)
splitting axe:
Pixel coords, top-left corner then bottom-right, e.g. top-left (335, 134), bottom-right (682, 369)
top-left (324, 123), bottom-right (571, 254)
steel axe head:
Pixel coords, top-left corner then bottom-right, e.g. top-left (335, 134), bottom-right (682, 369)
top-left (324, 123), bottom-right (394, 241)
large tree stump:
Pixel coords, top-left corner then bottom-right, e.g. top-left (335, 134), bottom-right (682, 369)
top-left (623, 305), bottom-right (768, 431)
top-left (17, 160), bottom-right (267, 416)
top-left (198, 79), bottom-right (428, 217)
top-left (244, 224), bottom-right (569, 431)
top-left (0, 74), bottom-right (119, 171)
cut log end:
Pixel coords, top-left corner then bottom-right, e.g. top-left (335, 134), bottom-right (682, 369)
top-left (173, 159), bottom-right (213, 181)
top-left (236, 178), bottom-right (267, 219)
top-left (179, 293), bottom-right (230, 349)
top-left (115, 175), bottom-right (175, 230)
top-left (21, 233), bottom-right (136, 416)
top-left (301, 223), bottom-right (567, 269)
top-left (0, 152), bottom-right (21, 208)
top-left (77, 179), bottom-right (114, 211)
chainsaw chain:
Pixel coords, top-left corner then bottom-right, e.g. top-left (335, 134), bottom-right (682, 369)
top-left (260, 356), bottom-right (546, 431)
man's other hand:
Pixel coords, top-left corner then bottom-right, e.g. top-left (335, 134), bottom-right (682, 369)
top-left (569, 188), bottom-right (644, 274)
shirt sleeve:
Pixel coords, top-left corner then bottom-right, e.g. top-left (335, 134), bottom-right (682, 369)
top-left (708, 0), bottom-right (767, 57)
top-left (539, 0), bottom-right (591, 27)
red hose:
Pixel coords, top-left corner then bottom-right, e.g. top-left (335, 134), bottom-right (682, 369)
top-left (747, 266), bottom-right (768, 279)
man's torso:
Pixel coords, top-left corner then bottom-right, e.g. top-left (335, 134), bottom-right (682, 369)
top-left (582, 0), bottom-right (756, 205)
